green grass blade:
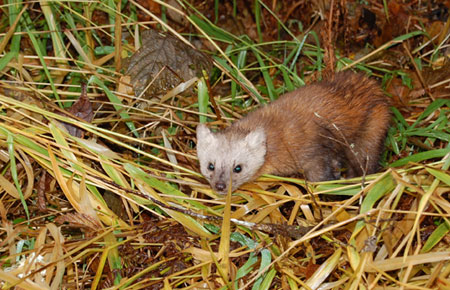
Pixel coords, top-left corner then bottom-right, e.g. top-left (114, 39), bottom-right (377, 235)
top-left (7, 0), bottom-right (22, 53)
top-left (352, 175), bottom-right (395, 238)
top-left (198, 78), bottom-right (209, 123)
top-left (421, 221), bottom-right (450, 253)
top-left (4, 130), bottom-right (30, 220)
top-left (254, 0), bottom-right (262, 42)
top-left (25, 28), bottom-right (61, 103)
top-left (252, 249), bottom-right (273, 290)
top-left (90, 76), bottom-right (138, 137)
top-left (390, 148), bottom-right (450, 167)
top-left (189, 14), bottom-right (234, 43)
top-left (0, 52), bottom-right (16, 71)
top-left (213, 56), bottom-right (265, 103)
top-left (410, 99), bottom-right (450, 129)
top-left (253, 47), bottom-right (277, 101)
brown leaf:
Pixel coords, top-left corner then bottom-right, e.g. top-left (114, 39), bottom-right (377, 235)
top-left (385, 76), bottom-right (411, 107)
top-left (125, 29), bottom-right (212, 99)
top-left (67, 84), bottom-right (93, 122)
top-left (411, 61), bottom-right (450, 100)
top-left (55, 212), bottom-right (102, 232)
top-left (427, 21), bottom-right (445, 45)
top-left (378, 1), bottom-right (410, 44)
top-left (305, 260), bottom-right (320, 279)
top-left (37, 170), bottom-right (50, 212)
top-left (102, 190), bottom-right (126, 220)
top-left (136, 0), bottom-right (161, 23)
top-left (165, 0), bottom-right (189, 26)
top-left (60, 83), bottom-right (93, 138)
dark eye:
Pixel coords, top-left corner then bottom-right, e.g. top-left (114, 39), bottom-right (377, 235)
top-left (208, 163), bottom-right (215, 171)
top-left (233, 165), bottom-right (242, 173)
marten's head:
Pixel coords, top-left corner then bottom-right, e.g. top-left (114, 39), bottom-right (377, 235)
top-left (196, 124), bottom-right (266, 195)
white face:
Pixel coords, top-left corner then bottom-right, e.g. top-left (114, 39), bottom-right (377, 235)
top-left (196, 124), bottom-right (267, 194)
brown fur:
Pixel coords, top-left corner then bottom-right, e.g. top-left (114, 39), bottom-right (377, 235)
top-left (221, 71), bottom-right (391, 182)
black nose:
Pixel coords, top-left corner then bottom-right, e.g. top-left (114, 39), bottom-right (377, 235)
top-left (215, 182), bottom-right (226, 191)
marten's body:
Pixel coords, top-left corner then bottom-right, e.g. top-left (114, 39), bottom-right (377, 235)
top-left (197, 72), bottom-right (391, 194)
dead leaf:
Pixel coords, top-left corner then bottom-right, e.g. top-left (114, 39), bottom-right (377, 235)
top-left (427, 21), bottom-right (445, 45)
top-left (136, 0), bottom-right (161, 23)
top-left (37, 170), bottom-right (50, 212)
top-left (124, 29), bottom-right (212, 99)
top-left (166, 0), bottom-right (189, 26)
top-left (55, 212), bottom-right (103, 232)
top-left (385, 76), bottom-right (411, 107)
top-left (60, 83), bottom-right (93, 138)
top-left (411, 61), bottom-right (450, 99)
top-left (103, 190), bottom-right (126, 220)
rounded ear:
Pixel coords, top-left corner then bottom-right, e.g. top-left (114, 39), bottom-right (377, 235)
top-left (197, 124), bottom-right (215, 145)
top-left (244, 128), bottom-right (266, 149)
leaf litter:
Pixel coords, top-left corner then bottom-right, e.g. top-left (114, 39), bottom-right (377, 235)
top-left (0, 0), bottom-right (449, 289)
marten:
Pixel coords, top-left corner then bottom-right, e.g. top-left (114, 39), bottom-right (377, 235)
top-left (196, 72), bottom-right (391, 194)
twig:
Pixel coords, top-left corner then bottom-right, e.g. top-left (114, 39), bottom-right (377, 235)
top-left (97, 177), bottom-right (316, 239)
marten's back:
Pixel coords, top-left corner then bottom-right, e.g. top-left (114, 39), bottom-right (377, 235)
top-left (227, 72), bottom-right (391, 181)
